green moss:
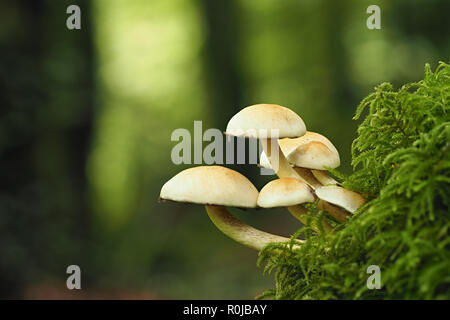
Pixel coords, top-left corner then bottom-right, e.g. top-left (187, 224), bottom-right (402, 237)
top-left (258, 62), bottom-right (450, 300)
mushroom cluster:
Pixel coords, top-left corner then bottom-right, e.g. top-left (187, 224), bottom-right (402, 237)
top-left (160, 104), bottom-right (366, 251)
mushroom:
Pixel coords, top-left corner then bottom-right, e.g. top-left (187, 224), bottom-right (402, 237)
top-left (226, 105), bottom-right (339, 234)
top-left (315, 185), bottom-right (366, 222)
top-left (286, 141), bottom-right (340, 171)
top-left (160, 166), bottom-right (303, 251)
top-left (284, 133), bottom-right (340, 189)
top-left (259, 131), bottom-right (340, 189)
top-left (259, 131), bottom-right (364, 222)
top-left (257, 178), bottom-right (333, 233)
top-left (225, 104), bottom-right (306, 181)
top-left (260, 151), bottom-right (322, 189)
top-left (287, 147), bottom-right (366, 221)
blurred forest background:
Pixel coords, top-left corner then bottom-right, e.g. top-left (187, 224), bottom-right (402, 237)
top-left (0, 0), bottom-right (448, 299)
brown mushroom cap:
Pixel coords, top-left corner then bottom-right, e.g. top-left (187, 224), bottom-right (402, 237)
top-left (257, 178), bottom-right (314, 208)
top-left (160, 166), bottom-right (258, 208)
top-left (225, 104), bottom-right (306, 139)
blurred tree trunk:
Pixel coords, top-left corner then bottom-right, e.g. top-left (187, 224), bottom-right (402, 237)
top-left (200, 0), bottom-right (257, 179)
top-left (200, 0), bottom-right (243, 127)
top-left (0, 0), bottom-right (95, 297)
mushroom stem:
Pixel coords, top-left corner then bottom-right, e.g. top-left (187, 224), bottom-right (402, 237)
top-left (288, 205), bottom-right (333, 233)
top-left (293, 167), bottom-right (322, 189)
top-left (261, 138), bottom-right (303, 180)
top-left (311, 170), bottom-right (339, 186)
top-left (317, 200), bottom-right (351, 222)
top-left (205, 205), bottom-right (303, 251)
top-left (261, 139), bottom-right (332, 234)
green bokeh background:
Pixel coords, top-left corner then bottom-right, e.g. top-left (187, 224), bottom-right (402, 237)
top-left (0, 0), bottom-right (448, 299)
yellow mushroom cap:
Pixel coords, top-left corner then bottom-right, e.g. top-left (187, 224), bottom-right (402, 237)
top-left (257, 178), bottom-right (314, 208)
top-left (160, 166), bottom-right (258, 208)
top-left (225, 104), bottom-right (306, 139)
top-left (315, 185), bottom-right (366, 213)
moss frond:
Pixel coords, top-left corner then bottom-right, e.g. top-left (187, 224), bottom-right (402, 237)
top-left (258, 62), bottom-right (450, 300)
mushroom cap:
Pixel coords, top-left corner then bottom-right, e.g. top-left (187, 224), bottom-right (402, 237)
top-left (225, 104), bottom-right (306, 139)
top-left (294, 131), bottom-right (339, 156)
top-left (257, 178), bottom-right (314, 208)
top-left (315, 185), bottom-right (366, 213)
top-left (286, 141), bottom-right (340, 170)
top-left (160, 166), bottom-right (259, 208)
top-left (259, 131), bottom-right (340, 169)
